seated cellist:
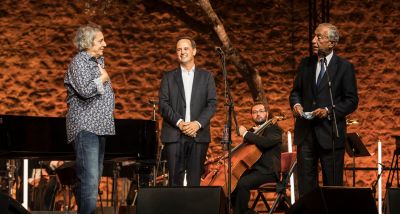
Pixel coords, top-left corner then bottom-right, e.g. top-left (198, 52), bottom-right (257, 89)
top-left (232, 101), bottom-right (282, 214)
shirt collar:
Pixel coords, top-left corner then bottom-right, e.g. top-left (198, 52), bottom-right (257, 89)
top-left (319, 51), bottom-right (333, 65)
top-left (180, 65), bottom-right (195, 74)
top-left (81, 51), bottom-right (104, 63)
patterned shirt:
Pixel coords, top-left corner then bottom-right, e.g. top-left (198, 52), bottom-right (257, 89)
top-left (64, 51), bottom-right (115, 143)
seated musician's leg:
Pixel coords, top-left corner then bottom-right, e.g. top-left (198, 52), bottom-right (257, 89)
top-left (233, 170), bottom-right (276, 214)
top-left (73, 130), bottom-right (103, 214)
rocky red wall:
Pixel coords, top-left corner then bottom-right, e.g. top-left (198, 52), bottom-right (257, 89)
top-left (0, 0), bottom-right (399, 196)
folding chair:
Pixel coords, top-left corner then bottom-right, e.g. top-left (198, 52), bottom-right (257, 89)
top-left (251, 152), bottom-right (297, 214)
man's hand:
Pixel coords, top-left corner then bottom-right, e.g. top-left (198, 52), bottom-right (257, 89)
top-left (239, 126), bottom-right (247, 137)
top-left (313, 108), bottom-right (329, 118)
top-left (98, 64), bottom-right (110, 84)
top-left (178, 121), bottom-right (189, 131)
top-left (182, 121), bottom-right (200, 137)
top-left (293, 104), bottom-right (303, 117)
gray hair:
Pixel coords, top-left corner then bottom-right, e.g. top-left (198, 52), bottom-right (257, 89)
top-left (319, 23), bottom-right (340, 43)
top-left (74, 24), bottom-right (102, 51)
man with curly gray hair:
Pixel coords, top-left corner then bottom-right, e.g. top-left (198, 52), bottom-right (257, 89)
top-left (64, 24), bottom-right (114, 214)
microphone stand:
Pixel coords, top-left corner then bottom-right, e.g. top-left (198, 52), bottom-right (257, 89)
top-left (323, 57), bottom-right (340, 184)
top-left (217, 48), bottom-right (240, 213)
top-left (150, 99), bottom-right (164, 187)
top-left (371, 163), bottom-right (385, 199)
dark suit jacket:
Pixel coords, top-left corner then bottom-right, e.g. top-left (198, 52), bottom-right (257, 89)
top-left (244, 124), bottom-right (282, 179)
top-left (159, 67), bottom-right (217, 143)
top-left (289, 53), bottom-right (359, 149)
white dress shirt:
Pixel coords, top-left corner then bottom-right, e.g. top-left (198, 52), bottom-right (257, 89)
top-left (175, 66), bottom-right (203, 129)
top-left (181, 65), bottom-right (195, 122)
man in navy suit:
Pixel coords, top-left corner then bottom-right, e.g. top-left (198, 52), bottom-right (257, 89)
top-left (289, 23), bottom-right (358, 197)
top-left (159, 37), bottom-right (217, 186)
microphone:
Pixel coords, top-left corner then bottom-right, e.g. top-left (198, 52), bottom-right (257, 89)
top-left (215, 46), bottom-right (224, 55)
top-left (346, 119), bottom-right (359, 125)
top-left (148, 99), bottom-right (159, 105)
top-left (221, 124), bottom-right (229, 144)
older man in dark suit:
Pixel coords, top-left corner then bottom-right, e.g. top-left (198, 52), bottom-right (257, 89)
top-left (289, 23), bottom-right (359, 197)
top-left (159, 37), bottom-right (217, 186)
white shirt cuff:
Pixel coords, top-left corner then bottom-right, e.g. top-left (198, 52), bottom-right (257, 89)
top-left (195, 121), bottom-right (202, 128)
top-left (176, 119), bottom-right (183, 127)
top-left (94, 77), bottom-right (105, 95)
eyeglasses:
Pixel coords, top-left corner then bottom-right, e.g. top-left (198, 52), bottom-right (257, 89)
top-left (252, 109), bottom-right (266, 114)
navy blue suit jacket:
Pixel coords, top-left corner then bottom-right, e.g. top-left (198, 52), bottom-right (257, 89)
top-left (289, 54), bottom-right (359, 149)
top-left (159, 67), bottom-right (217, 143)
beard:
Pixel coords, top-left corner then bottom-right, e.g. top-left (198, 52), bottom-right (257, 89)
top-left (254, 117), bottom-right (267, 125)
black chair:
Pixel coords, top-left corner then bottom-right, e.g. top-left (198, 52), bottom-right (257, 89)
top-left (251, 152), bottom-right (297, 213)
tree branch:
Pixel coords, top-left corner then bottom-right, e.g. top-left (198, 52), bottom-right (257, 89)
top-left (194, 0), bottom-right (267, 104)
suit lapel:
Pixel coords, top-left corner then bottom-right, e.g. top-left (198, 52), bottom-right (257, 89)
top-left (190, 68), bottom-right (200, 106)
top-left (309, 56), bottom-right (318, 97)
top-left (174, 67), bottom-right (186, 102)
top-left (317, 54), bottom-right (338, 92)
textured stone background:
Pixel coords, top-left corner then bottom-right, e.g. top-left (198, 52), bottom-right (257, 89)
top-left (0, 0), bottom-right (399, 209)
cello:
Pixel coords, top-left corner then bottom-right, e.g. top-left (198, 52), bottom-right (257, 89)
top-left (201, 115), bottom-right (284, 195)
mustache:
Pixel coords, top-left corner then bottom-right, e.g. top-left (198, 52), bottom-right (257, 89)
top-left (254, 117), bottom-right (266, 125)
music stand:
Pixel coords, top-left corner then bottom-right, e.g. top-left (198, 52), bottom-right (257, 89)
top-left (345, 132), bottom-right (372, 186)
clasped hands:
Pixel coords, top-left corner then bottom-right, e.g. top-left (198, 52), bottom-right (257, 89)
top-left (178, 121), bottom-right (200, 138)
top-left (293, 104), bottom-right (329, 119)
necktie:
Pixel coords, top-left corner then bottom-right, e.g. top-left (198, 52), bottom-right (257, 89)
top-left (317, 58), bottom-right (325, 86)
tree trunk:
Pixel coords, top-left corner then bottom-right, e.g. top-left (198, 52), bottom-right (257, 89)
top-left (195, 0), bottom-right (267, 105)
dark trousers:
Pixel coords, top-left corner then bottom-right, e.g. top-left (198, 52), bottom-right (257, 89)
top-left (164, 136), bottom-right (208, 186)
top-left (297, 130), bottom-right (345, 198)
top-left (232, 170), bottom-right (277, 214)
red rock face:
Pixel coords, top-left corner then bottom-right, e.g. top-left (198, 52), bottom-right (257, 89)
top-left (0, 0), bottom-right (399, 200)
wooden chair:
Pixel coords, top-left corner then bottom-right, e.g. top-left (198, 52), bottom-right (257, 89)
top-left (251, 152), bottom-right (297, 213)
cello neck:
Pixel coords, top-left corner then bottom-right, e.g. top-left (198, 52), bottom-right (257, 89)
top-left (224, 116), bottom-right (284, 156)
top-left (253, 115), bottom-right (285, 135)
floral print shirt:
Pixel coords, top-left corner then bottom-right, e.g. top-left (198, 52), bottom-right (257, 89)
top-left (64, 51), bottom-right (115, 143)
